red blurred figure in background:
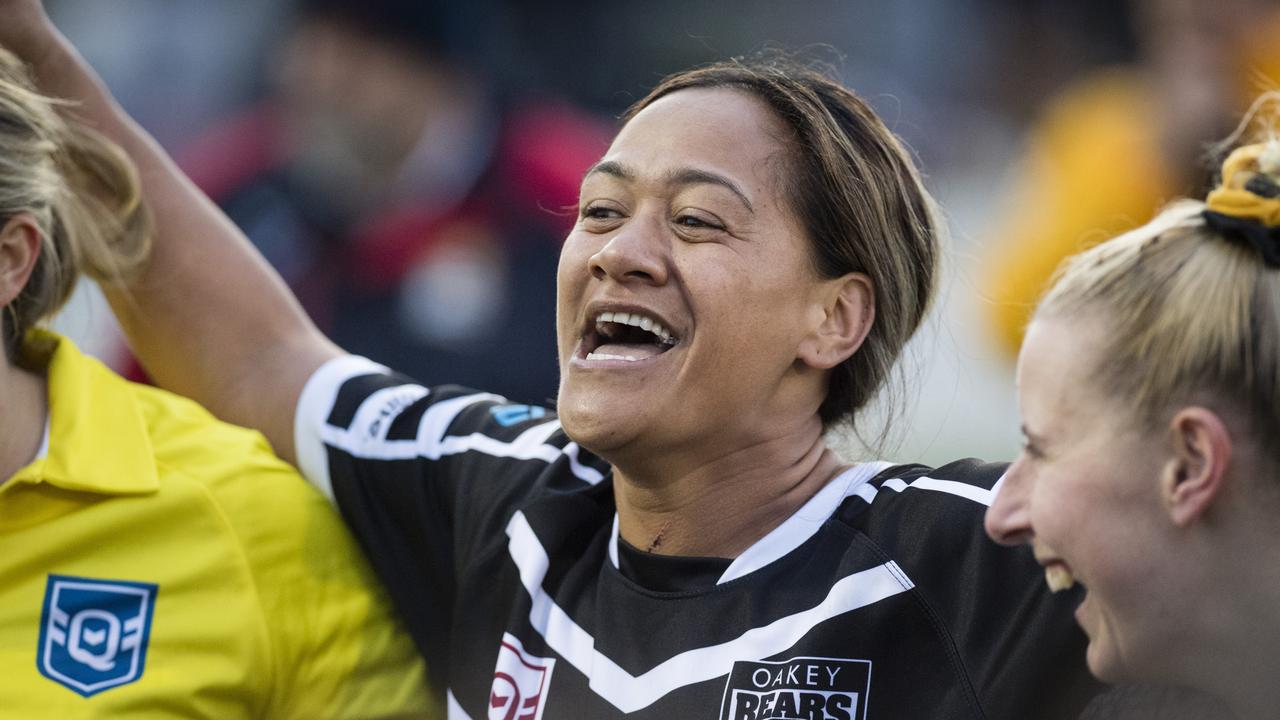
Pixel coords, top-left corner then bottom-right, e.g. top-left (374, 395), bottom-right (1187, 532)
top-left (181, 0), bottom-right (610, 404)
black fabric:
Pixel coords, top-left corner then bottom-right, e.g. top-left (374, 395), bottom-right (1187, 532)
top-left (615, 539), bottom-right (732, 592)
top-left (317, 370), bottom-right (1105, 719)
top-left (1202, 210), bottom-right (1280, 268)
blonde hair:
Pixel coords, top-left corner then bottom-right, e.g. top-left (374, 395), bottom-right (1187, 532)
top-left (1036, 149), bottom-right (1280, 442)
top-left (0, 47), bottom-right (151, 362)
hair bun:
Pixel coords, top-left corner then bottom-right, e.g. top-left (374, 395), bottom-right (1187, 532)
top-left (1259, 142), bottom-right (1280, 175)
top-left (1205, 142), bottom-right (1280, 227)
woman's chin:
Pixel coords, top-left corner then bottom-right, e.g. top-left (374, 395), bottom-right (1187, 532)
top-left (555, 393), bottom-right (642, 455)
top-left (1084, 631), bottom-right (1133, 687)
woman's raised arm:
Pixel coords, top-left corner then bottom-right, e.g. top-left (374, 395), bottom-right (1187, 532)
top-left (0, 2), bottom-right (340, 463)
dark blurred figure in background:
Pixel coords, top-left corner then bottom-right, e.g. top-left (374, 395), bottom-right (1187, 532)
top-left (983, 0), bottom-right (1280, 357)
top-left (180, 0), bottom-right (610, 404)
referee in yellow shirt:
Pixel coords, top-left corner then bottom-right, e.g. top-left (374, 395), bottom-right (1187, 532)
top-left (0, 47), bottom-right (433, 719)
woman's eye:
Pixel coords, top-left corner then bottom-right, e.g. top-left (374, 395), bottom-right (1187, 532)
top-left (579, 204), bottom-right (627, 229)
top-left (674, 213), bottom-right (724, 231)
top-left (581, 204), bottom-right (620, 220)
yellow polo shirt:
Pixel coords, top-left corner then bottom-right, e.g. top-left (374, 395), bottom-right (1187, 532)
top-left (0, 331), bottom-right (432, 718)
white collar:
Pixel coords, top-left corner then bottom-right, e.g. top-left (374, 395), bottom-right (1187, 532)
top-left (607, 460), bottom-right (893, 585)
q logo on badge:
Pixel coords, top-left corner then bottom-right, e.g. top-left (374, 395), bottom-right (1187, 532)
top-left (37, 575), bottom-right (158, 697)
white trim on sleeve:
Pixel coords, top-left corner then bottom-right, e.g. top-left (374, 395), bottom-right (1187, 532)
top-left (293, 354), bottom-right (390, 503)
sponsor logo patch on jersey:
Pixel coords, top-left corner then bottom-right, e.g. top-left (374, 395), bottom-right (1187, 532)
top-left (719, 656), bottom-right (872, 720)
top-left (37, 575), bottom-right (158, 697)
top-left (490, 405), bottom-right (548, 427)
top-left (489, 633), bottom-right (554, 720)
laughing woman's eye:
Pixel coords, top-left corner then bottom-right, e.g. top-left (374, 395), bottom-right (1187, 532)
top-left (579, 202), bottom-right (625, 230)
top-left (675, 215), bottom-right (714, 228)
top-left (581, 204), bottom-right (617, 219)
top-left (673, 211), bottom-right (725, 237)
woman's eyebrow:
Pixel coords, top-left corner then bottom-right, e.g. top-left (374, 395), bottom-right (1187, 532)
top-left (583, 160), bottom-right (755, 214)
top-left (583, 159), bottom-right (632, 181)
top-left (666, 168), bottom-right (755, 214)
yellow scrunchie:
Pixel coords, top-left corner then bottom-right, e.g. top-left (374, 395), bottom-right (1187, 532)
top-left (1204, 142), bottom-right (1280, 226)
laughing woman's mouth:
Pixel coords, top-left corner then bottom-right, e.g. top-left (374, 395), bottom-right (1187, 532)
top-left (581, 311), bottom-right (679, 362)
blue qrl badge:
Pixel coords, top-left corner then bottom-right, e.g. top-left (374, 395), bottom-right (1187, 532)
top-left (37, 575), bottom-right (158, 697)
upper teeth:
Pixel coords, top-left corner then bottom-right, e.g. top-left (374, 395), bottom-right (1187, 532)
top-left (596, 311), bottom-right (675, 344)
top-left (1044, 565), bottom-right (1075, 593)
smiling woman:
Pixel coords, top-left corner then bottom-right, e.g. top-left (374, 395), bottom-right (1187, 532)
top-left (0, 5), bottom-right (1104, 718)
top-left (985, 134), bottom-right (1280, 719)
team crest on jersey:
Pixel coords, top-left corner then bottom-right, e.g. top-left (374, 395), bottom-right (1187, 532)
top-left (719, 656), bottom-right (872, 720)
top-left (37, 575), bottom-right (158, 697)
top-left (489, 633), bottom-right (555, 720)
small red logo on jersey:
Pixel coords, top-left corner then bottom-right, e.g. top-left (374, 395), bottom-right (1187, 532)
top-left (489, 633), bottom-right (555, 720)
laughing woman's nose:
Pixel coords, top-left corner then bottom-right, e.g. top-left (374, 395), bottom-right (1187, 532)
top-left (589, 215), bottom-right (670, 286)
top-left (985, 460), bottom-right (1034, 546)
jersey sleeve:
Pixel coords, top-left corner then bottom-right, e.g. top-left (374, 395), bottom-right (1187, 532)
top-left (864, 459), bottom-right (1103, 720)
top-left (200, 420), bottom-right (433, 719)
top-left (291, 355), bottom-right (606, 687)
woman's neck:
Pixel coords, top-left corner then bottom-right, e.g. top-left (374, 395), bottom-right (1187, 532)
top-left (611, 422), bottom-right (846, 559)
top-left (1207, 616), bottom-right (1280, 720)
top-left (1165, 520), bottom-right (1280, 720)
top-left (0, 355), bottom-right (47, 485)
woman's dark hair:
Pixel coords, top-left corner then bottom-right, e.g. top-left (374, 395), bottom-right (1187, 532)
top-left (624, 55), bottom-right (939, 428)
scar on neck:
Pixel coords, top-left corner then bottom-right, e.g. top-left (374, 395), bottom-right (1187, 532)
top-left (645, 519), bottom-right (673, 553)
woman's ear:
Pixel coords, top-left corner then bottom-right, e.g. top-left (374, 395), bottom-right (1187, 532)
top-left (0, 213), bottom-right (41, 307)
top-left (797, 271), bottom-right (875, 370)
top-left (1160, 407), bottom-right (1233, 527)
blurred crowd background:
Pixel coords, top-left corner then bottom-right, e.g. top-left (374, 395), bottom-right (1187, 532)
top-left (44, 0), bottom-right (1280, 466)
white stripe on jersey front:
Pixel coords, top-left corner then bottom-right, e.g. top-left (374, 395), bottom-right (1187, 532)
top-left (505, 510), bottom-right (914, 714)
top-left (296, 355), bottom-right (604, 502)
top-left (715, 460), bottom-right (894, 584)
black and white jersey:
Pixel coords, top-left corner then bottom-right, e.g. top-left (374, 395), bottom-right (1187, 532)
top-left (295, 356), bottom-right (1102, 719)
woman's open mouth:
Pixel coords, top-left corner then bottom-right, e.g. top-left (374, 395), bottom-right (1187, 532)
top-left (579, 310), bottom-right (680, 362)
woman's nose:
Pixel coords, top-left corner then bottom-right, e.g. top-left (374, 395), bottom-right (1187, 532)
top-left (984, 461), bottom-right (1034, 546)
top-left (588, 215), bottom-right (669, 286)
